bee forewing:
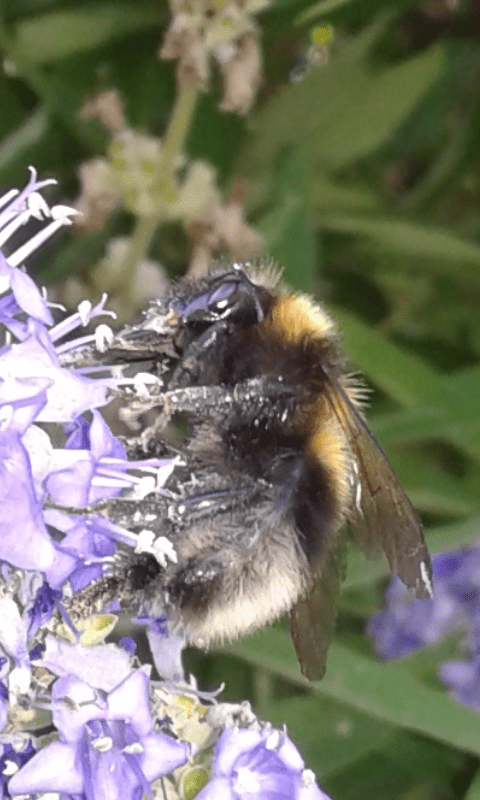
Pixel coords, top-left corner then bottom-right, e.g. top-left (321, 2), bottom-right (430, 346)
top-left (323, 371), bottom-right (432, 600)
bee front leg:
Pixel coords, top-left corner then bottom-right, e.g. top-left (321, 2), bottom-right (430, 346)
top-left (169, 320), bottom-right (230, 388)
top-left (161, 377), bottom-right (300, 418)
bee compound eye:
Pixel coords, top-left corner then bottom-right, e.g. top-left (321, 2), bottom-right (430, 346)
top-left (174, 281), bottom-right (238, 322)
top-left (207, 282), bottom-right (238, 314)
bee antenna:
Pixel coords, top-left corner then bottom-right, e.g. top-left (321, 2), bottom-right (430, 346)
top-left (252, 292), bottom-right (265, 324)
top-left (231, 266), bottom-right (264, 324)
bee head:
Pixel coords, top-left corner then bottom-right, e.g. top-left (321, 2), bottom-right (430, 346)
top-left (171, 270), bottom-right (267, 328)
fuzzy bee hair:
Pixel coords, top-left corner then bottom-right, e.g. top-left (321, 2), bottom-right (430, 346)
top-left (80, 262), bottom-right (432, 679)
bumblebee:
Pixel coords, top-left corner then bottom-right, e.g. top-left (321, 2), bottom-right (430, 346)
top-left (103, 262), bottom-right (432, 679)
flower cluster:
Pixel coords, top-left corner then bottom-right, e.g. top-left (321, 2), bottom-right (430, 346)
top-left (368, 545), bottom-right (480, 711)
top-left (160, 0), bottom-right (271, 114)
top-left (71, 90), bottom-right (262, 302)
top-left (0, 171), bottom-right (329, 800)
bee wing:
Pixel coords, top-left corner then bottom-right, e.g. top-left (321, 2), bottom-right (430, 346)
top-left (290, 370), bottom-right (432, 681)
top-left (323, 369), bottom-right (433, 600)
top-left (290, 534), bottom-right (347, 680)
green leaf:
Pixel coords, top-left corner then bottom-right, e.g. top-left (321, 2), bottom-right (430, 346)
top-left (310, 174), bottom-right (379, 214)
top-left (334, 313), bottom-right (480, 439)
top-left (371, 404), bottom-right (480, 446)
top-left (321, 213), bottom-right (480, 277)
top-left (0, 108), bottom-right (48, 170)
top-left (465, 768), bottom-right (480, 800)
top-left (14, 5), bottom-right (160, 64)
top-left (258, 153), bottom-right (317, 291)
top-left (222, 630), bottom-right (480, 756)
top-left (296, 0), bottom-right (356, 25)
top-left (332, 312), bottom-right (480, 455)
top-left (332, 306), bottom-right (446, 405)
top-left (390, 456), bottom-right (480, 517)
top-left (326, 729), bottom-right (461, 800)
top-left (258, 693), bottom-right (394, 777)
top-left (239, 37), bottom-right (442, 175)
top-left (304, 45), bottom-right (443, 170)
top-left (249, 172), bottom-right (379, 226)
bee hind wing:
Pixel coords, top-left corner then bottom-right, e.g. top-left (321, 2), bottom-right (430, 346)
top-left (290, 534), bottom-right (347, 680)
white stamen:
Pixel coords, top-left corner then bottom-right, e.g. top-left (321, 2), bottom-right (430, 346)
top-left (153, 536), bottom-right (177, 565)
top-left (95, 324), bottom-right (115, 352)
top-left (77, 299), bottom-right (92, 326)
top-left (0, 188), bottom-right (19, 211)
top-left (123, 742), bottom-right (144, 755)
top-left (133, 373), bottom-right (162, 394)
top-left (302, 769), bottom-right (316, 787)
top-left (135, 529), bottom-right (155, 552)
top-left (36, 794), bottom-right (60, 800)
top-left (27, 191), bottom-right (51, 220)
top-left (127, 475), bottom-right (157, 499)
top-left (265, 730), bottom-right (281, 750)
top-left (0, 209), bottom-right (31, 248)
top-left (50, 204), bottom-right (81, 221)
top-left (8, 218), bottom-right (66, 265)
top-left (92, 736), bottom-right (113, 752)
top-left (134, 530), bottom-right (177, 567)
top-left (234, 767), bottom-right (260, 794)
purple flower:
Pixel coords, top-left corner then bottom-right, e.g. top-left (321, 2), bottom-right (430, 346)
top-left (368, 545), bottom-right (480, 715)
top-left (0, 738), bottom-right (36, 797)
top-left (196, 727), bottom-right (330, 800)
top-left (27, 581), bottom-right (62, 637)
top-left (0, 681), bottom-right (7, 731)
top-left (119, 637), bottom-right (137, 655)
top-left (46, 410), bottom-right (158, 506)
top-left (140, 613), bottom-right (185, 681)
top-left (439, 656), bottom-right (480, 712)
top-left (368, 578), bottom-right (460, 660)
top-left (0, 595), bottom-right (32, 700)
top-left (37, 635), bottom-right (134, 691)
top-left (0, 166), bottom-right (77, 326)
top-left (1, 319), bottom-right (110, 424)
top-left (0, 373), bottom-right (49, 435)
top-left (0, 429), bottom-right (55, 571)
top-left (0, 252), bottom-right (53, 326)
top-left (368, 549), bottom-right (480, 660)
top-left (0, 173), bottom-right (176, 584)
top-left (8, 670), bottom-right (191, 800)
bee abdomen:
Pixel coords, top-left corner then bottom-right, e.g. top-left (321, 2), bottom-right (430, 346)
top-left (291, 456), bottom-right (340, 569)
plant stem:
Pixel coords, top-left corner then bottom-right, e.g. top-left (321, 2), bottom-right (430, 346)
top-left (158, 83), bottom-right (200, 180)
top-left (115, 84), bottom-right (200, 306)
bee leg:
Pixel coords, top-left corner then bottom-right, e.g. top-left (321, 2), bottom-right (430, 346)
top-left (167, 553), bottom-right (224, 616)
top-left (168, 482), bottom-right (265, 526)
top-left (169, 320), bottom-right (230, 388)
top-left (157, 377), bottom-right (300, 421)
top-left (158, 385), bottom-right (234, 419)
top-left (121, 377), bottom-right (301, 451)
top-left (232, 376), bottom-right (300, 406)
top-left (117, 384), bottom-right (233, 446)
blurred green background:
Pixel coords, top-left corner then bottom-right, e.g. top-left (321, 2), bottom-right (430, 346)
top-left (2, 0), bottom-right (480, 798)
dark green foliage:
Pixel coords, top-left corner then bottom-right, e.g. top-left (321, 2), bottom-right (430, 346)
top-left (2, 1), bottom-right (480, 796)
